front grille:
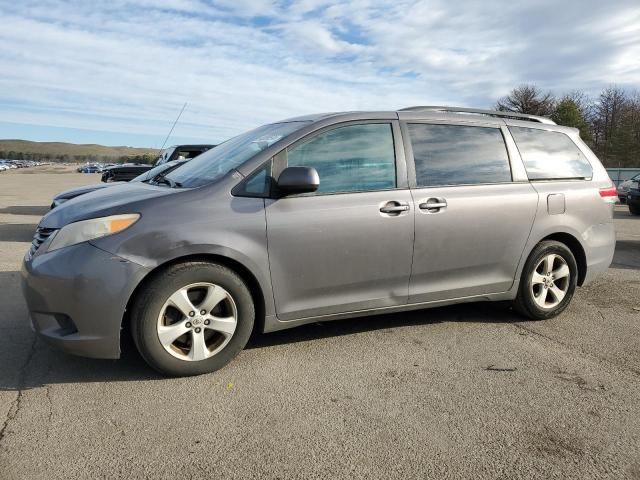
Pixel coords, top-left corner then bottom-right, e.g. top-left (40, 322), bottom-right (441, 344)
top-left (28, 226), bottom-right (56, 258)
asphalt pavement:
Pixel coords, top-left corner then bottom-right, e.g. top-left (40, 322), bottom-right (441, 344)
top-left (1, 167), bottom-right (639, 479)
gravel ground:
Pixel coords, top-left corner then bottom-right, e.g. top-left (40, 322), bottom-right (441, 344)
top-left (0, 168), bottom-right (639, 479)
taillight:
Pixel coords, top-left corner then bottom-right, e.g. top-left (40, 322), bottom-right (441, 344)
top-left (599, 184), bottom-right (618, 203)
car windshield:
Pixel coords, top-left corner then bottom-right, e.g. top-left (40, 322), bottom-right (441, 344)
top-left (132, 160), bottom-right (183, 183)
top-left (165, 121), bottom-right (308, 188)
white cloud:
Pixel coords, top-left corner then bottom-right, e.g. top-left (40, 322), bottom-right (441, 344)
top-left (278, 20), bottom-right (366, 55)
top-left (0, 0), bottom-right (638, 146)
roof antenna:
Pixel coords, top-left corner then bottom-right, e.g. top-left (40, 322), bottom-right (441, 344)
top-left (158, 102), bottom-right (187, 151)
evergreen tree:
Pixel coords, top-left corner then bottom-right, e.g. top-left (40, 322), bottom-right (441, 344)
top-left (552, 98), bottom-right (592, 143)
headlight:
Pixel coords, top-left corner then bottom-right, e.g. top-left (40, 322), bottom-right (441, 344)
top-left (47, 214), bottom-right (140, 252)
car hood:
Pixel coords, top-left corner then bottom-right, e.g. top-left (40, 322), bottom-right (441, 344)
top-left (41, 182), bottom-right (181, 229)
top-left (54, 182), bottom-right (123, 200)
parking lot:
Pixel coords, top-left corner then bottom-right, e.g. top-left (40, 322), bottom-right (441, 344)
top-left (0, 166), bottom-right (639, 479)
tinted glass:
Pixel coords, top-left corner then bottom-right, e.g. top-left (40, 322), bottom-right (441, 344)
top-left (408, 124), bottom-right (512, 187)
top-left (509, 126), bottom-right (593, 180)
top-left (237, 161), bottom-right (271, 197)
top-left (166, 122), bottom-right (308, 188)
top-left (287, 123), bottom-right (396, 194)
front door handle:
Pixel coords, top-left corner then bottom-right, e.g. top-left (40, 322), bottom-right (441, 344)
top-left (419, 198), bottom-right (447, 212)
top-left (380, 201), bottom-right (410, 215)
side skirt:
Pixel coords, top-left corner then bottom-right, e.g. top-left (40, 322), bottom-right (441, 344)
top-left (263, 288), bottom-right (518, 333)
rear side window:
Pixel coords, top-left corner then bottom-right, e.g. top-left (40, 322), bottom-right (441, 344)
top-left (509, 126), bottom-right (592, 180)
top-left (287, 123), bottom-right (396, 194)
top-left (408, 123), bottom-right (512, 187)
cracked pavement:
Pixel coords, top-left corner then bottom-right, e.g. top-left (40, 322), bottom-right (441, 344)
top-left (1, 167), bottom-right (639, 479)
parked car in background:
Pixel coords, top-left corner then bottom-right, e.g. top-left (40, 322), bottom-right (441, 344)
top-left (100, 163), bottom-right (150, 182)
top-left (22, 106), bottom-right (616, 377)
top-left (51, 159), bottom-right (188, 208)
top-left (617, 173), bottom-right (640, 203)
top-left (101, 144), bottom-right (215, 182)
top-left (627, 180), bottom-right (640, 215)
top-left (1, 161), bottom-right (18, 169)
top-left (1, 160), bottom-right (43, 170)
top-left (77, 164), bottom-right (102, 173)
top-left (99, 163), bottom-right (117, 172)
top-left (155, 144), bottom-right (215, 166)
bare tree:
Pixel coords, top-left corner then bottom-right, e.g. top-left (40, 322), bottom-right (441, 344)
top-left (495, 84), bottom-right (556, 116)
top-left (493, 85), bottom-right (640, 167)
top-left (592, 86), bottom-right (627, 159)
top-left (561, 90), bottom-right (593, 118)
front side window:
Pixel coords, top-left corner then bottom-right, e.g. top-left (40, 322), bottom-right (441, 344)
top-left (408, 123), bottom-right (512, 187)
top-left (287, 123), bottom-right (396, 194)
top-left (509, 126), bottom-right (593, 180)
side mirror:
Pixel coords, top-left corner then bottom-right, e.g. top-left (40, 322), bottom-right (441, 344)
top-left (277, 166), bottom-right (319, 195)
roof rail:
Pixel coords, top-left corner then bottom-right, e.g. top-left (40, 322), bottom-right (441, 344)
top-left (399, 106), bottom-right (556, 125)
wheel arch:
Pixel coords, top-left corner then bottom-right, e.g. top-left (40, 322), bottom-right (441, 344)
top-left (121, 253), bottom-right (267, 354)
top-left (538, 232), bottom-right (588, 286)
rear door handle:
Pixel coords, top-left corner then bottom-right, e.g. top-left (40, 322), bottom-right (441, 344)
top-left (419, 198), bottom-right (447, 212)
top-left (380, 201), bottom-right (410, 214)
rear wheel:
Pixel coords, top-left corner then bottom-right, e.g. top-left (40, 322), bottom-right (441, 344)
top-left (513, 241), bottom-right (577, 320)
top-left (131, 261), bottom-right (254, 376)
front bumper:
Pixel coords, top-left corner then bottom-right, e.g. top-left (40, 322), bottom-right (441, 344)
top-left (21, 242), bottom-right (149, 359)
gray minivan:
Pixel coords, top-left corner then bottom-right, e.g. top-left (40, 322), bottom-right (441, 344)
top-left (22, 106), bottom-right (617, 376)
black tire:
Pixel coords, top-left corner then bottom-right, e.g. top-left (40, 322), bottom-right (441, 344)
top-left (513, 240), bottom-right (578, 320)
top-left (131, 261), bottom-right (254, 376)
top-left (629, 204), bottom-right (640, 215)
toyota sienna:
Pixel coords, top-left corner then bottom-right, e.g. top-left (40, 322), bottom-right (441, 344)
top-left (22, 106), bottom-right (617, 376)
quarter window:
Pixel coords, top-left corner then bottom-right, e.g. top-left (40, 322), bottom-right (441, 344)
top-left (509, 126), bottom-right (592, 180)
top-left (408, 124), bottom-right (512, 187)
top-left (234, 161), bottom-right (271, 197)
top-left (287, 123), bottom-right (396, 194)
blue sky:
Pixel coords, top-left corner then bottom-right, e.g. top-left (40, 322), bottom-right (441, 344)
top-left (0, 0), bottom-right (639, 148)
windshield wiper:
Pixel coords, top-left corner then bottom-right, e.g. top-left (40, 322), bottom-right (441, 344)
top-left (153, 176), bottom-right (184, 188)
top-left (154, 177), bottom-right (177, 188)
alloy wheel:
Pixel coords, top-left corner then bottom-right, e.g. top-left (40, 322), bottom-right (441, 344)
top-left (156, 282), bottom-right (238, 361)
top-left (530, 254), bottom-right (570, 309)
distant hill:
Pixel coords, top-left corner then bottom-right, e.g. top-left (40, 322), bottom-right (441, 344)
top-left (0, 139), bottom-right (158, 163)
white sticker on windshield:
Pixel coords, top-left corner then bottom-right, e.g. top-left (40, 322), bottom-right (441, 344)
top-left (251, 134), bottom-right (283, 149)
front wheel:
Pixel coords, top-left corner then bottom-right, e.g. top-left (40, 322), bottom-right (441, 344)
top-left (131, 262), bottom-right (255, 376)
top-left (513, 240), bottom-right (578, 320)
top-left (629, 204), bottom-right (640, 215)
